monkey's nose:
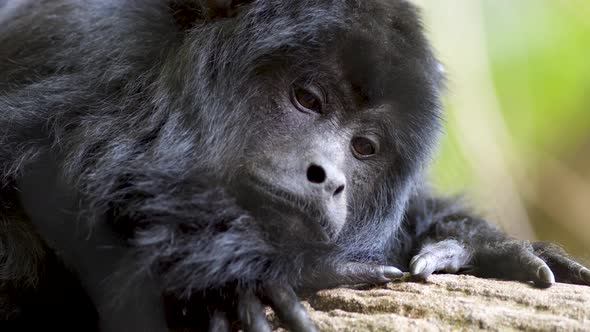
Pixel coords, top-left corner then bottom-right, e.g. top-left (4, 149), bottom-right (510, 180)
top-left (306, 164), bottom-right (346, 197)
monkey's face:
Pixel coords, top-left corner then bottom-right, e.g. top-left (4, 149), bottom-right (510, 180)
top-left (238, 77), bottom-right (353, 240)
top-left (232, 61), bottom-right (440, 241)
top-left (189, 0), bottom-right (444, 240)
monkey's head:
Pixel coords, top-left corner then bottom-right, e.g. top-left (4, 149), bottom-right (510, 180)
top-left (172, 0), bottom-right (444, 241)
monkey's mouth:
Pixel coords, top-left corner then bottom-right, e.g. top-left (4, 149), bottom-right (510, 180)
top-left (240, 177), bottom-right (337, 241)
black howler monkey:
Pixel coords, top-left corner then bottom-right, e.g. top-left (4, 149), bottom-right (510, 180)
top-left (0, 0), bottom-right (588, 331)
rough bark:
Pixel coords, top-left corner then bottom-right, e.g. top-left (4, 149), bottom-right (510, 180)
top-left (272, 274), bottom-right (590, 331)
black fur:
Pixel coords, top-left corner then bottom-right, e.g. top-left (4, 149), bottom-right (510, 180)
top-left (1, 1), bottom-right (587, 331)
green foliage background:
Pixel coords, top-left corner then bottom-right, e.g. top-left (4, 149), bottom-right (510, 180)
top-left (417, 0), bottom-right (590, 260)
top-left (432, 0), bottom-right (590, 188)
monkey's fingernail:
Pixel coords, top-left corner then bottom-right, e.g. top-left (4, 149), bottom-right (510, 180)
top-left (411, 258), bottom-right (427, 276)
top-left (537, 266), bottom-right (555, 285)
top-left (581, 268), bottom-right (590, 283)
top-left (383, 266), bottom-right (403, 279)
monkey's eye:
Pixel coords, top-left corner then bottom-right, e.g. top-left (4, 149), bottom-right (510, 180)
top-left (351, 137), bottom-right (377, 158)
top-left (290, 82), bottom-right (324, 114)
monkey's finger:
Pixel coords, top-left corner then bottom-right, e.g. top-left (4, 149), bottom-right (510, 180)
top-left (517, 251), bottom-right (555, 288)
top-left (409, 254), bottom-right (437, 280)
top-left (410, 240), bottom-right (471, 280)
top-left (327, 263), bottom-right (403, 288)
top-left (209, 310), bottom-right (231, 332)
top-left (237, 289), bottom-right (272, 332)
top-left (301, 262), bottom-right (402, 290)
top-left (535, 250), bottom-right (590, 286)
top-left (263, 283), bottom-right (317, 332)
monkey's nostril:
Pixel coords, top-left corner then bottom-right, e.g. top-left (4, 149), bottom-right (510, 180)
top-left (307, 164), bottom-right (326, 184)
top-left (333, 185), bottom-right (345, 197)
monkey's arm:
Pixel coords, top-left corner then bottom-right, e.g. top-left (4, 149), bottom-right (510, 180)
top-left (399, 191), bottom-right (590, 287)
top-left (18, 147), bottom-right (402, 332)
top-left (127, 174), bottom-right (402, 332)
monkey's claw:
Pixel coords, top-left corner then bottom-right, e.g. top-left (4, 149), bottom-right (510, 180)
top-left (409, 239), bottom-right (590, 288)
top-left (207, 262), bottom-right (404, 332)
top-left (208, 283), bottom-right (316, 332)
top-left (533, 242), bottom-right (590, 286)
top-left (537, 266), bottom-right (555, 285)
top-left (262, 283), bottom-right (316, 332)
top-left (301, 262), bottom-right (403, 291)
top-left (237, 289), bottom-right (273, 332)
top-left (409, 256), bottom-right (426, 275)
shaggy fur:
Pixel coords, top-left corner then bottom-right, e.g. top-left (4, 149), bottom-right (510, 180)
top-left (0, 0), bottom-right (436, 292)
top-left (1, 0), bottom-right (586, 330)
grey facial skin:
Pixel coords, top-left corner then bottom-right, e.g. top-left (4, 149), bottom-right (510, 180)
top-left (242, 117), bottom-right (349, 238)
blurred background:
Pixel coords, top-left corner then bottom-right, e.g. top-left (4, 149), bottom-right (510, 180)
top-left (412, 0), bottom-right (590, 263)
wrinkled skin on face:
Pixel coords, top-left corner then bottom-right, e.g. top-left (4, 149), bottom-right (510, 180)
top-left (224, 3), bottom-right (443, 245)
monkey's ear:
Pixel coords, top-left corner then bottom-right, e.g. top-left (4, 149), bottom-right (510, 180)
top-left (170, 0), bottom-right (253, 30)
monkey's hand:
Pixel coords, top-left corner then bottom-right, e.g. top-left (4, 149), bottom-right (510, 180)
top-left (409, 239), bottom-right (590, 288)
top-left (207, 283), bottom-right (315, 332)
top-left (207, 263), bottom-right (403, 332)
